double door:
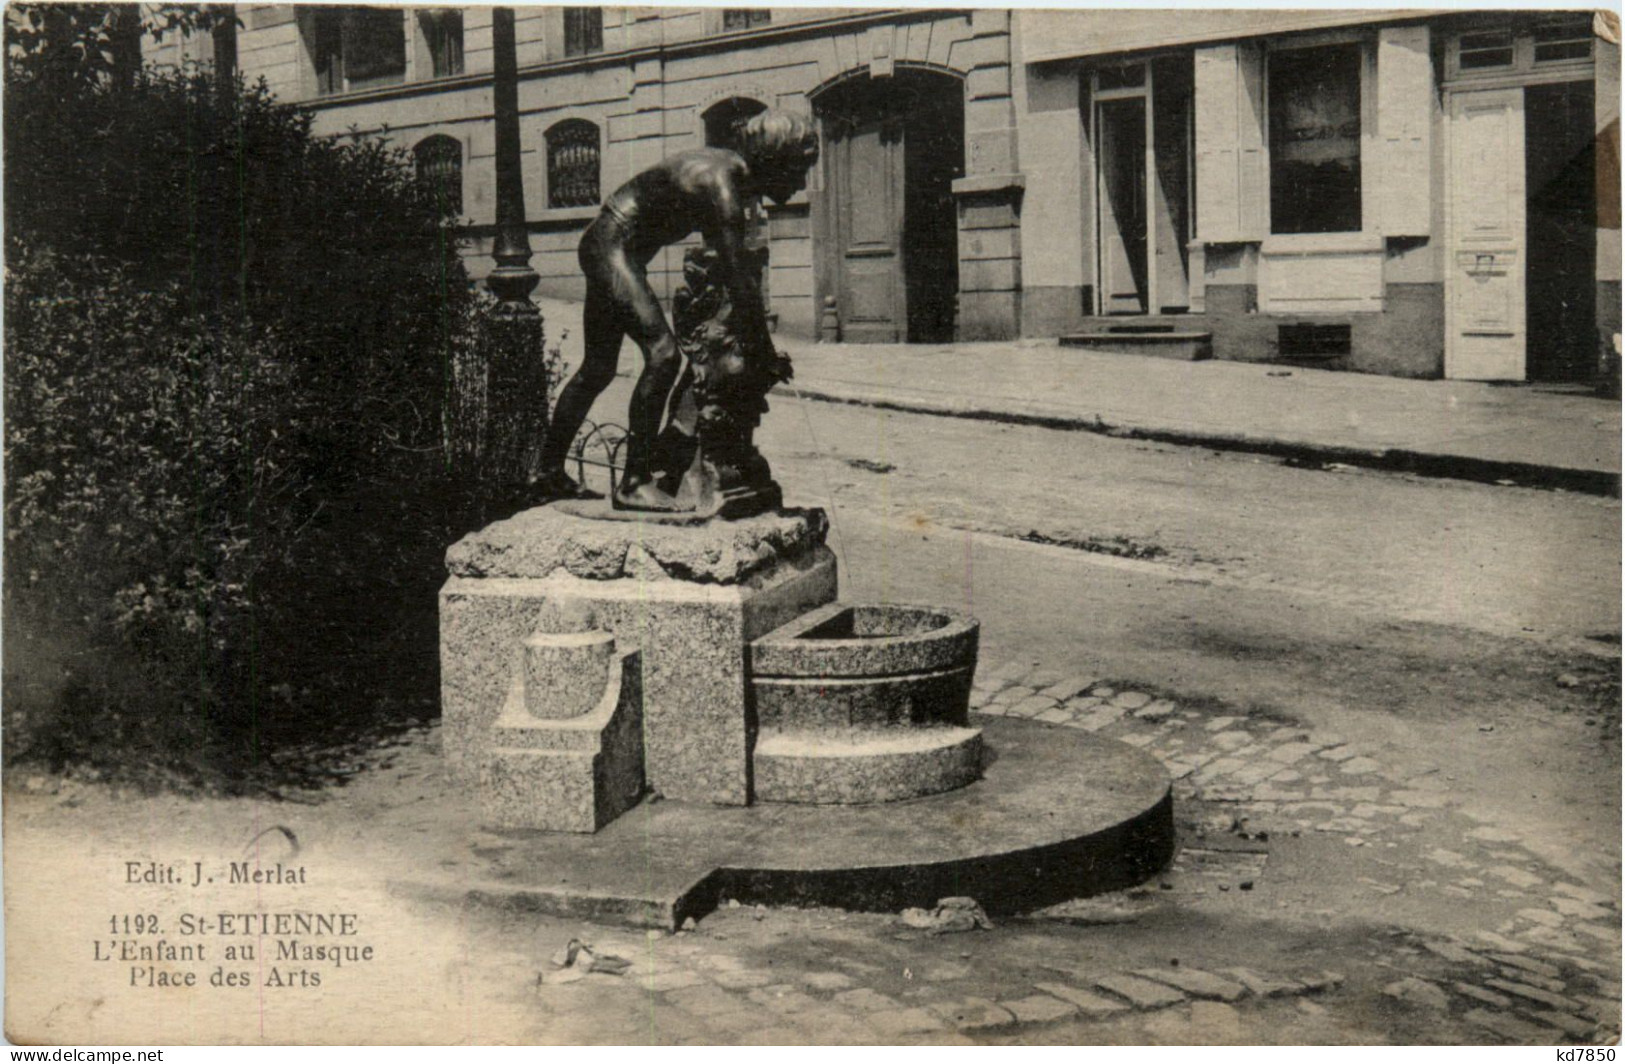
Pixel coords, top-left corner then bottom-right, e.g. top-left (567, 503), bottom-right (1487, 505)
top-left (820, 72), bottom-right (964, 343)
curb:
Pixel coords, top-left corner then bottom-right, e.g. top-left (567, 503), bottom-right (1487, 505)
top-left (776, 382), bottom-right (1622, 499)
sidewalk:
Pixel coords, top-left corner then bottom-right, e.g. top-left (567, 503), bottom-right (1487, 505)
top-left (770, 334), bottom-right (1622, 495)
top-left (532, 295), bottom-right (1621, 495)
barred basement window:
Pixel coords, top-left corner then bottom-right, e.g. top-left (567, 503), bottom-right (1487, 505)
top-left (415, 135), bottom-right (463, 215)
top-left (563, 8), bottom-right (603, 57)
top-left (1277, 323), bottom-right (1351, 360)
top-left (548, 121), bottom-right (601, 209)
top-left (722, 9), bottom-right (771, 31)
top-left (421, 8), bottom-right (464, 77)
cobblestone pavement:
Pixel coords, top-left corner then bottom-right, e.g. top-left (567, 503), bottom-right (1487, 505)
top-left (9, 655), bottom-right (1616, 1045)
top-left (483, 657), bottom-right (1621, 1045)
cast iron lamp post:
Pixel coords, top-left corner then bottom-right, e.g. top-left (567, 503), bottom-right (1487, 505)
top-left (466, 6), bottom-right (547, 509)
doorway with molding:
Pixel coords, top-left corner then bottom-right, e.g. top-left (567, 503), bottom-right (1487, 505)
top-left (814, 69), bottom-right (964, 343)
top-left (1091, 55), bottom-right (1194, 317)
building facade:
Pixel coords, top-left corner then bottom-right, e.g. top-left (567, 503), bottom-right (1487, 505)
top-left (151, 5), bottom-right (1020, 342)
top-left (1018, 9), bottom-right (1621, 380)
top-left (149, 7), bottom-right (1620, 381)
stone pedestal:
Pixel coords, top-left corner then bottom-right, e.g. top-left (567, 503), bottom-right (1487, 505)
top-left (441, 504), bottom-right (836, 806)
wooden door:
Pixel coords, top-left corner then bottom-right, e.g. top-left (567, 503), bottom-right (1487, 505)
top-left (1097, 98), bottom-right (1149, 315)
top-left (832, 117), bottom-right (906, 342)
top-left (1446, 87), bottom-right (1527, 380)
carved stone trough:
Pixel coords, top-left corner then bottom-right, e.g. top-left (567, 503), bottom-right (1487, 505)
top-left (748, 603), bottom-right (983, 804)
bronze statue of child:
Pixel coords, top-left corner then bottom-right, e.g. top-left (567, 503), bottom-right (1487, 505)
top-left (533, 110), bottom-right (820, 511)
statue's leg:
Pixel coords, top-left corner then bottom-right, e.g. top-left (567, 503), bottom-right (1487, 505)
top-left (535, 276), bottom-right (622, 499)
top-left (613, 264), bottom-right (685, 510)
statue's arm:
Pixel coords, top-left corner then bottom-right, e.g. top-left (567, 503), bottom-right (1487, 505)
top-left (703, 173), bottom-right (775, 355)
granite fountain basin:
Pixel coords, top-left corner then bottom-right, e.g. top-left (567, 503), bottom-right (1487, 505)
top-left (748, 603), bottom-right (982, 803)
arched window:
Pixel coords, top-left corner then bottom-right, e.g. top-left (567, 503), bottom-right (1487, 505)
top-left (547, 120), bottom-right (601, 209)
top-left (414, 135), bottom-right (463, 216)
top-left (702, 96), bottom-right (768, 152)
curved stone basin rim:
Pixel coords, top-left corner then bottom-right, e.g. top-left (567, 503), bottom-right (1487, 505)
top-left (750, 601), bottom-right (979, 679)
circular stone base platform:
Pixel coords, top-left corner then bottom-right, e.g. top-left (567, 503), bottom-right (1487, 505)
top-left (405, 715), bottom-right (1174, 929)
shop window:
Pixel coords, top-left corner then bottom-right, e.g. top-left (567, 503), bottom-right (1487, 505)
top-left (722, 10), bottom-right (771, 32)
top-left (308, 7), bottom-right (406, 95)
top-left (563, 8), bottom-right (603, 57)
top-left (420, 8), bottom-right (464, 77)
top-left (1268, 44), bottom-right (1362, 235)
top-left (415, 135), bottom-right (463, 215)
top-left (548, 120), bottom-right (601, 208)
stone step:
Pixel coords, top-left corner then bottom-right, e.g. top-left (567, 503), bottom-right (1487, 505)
top-left (753, 666), bottom-right (972, 732)
top-left (753, 726), bottom-right (984, 805)
top-left (1059, 331), bottom-right (1213, 361)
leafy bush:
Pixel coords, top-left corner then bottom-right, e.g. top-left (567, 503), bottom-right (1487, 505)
top-left (5, 66), bottom-right (471, 481)
top-left (3, 62), bottom-right (505, 791)
top-left (5, 249), bottom-right (310, 781)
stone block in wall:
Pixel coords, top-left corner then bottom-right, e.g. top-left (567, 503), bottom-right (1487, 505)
top-left (771, 264), bottom-right (814, 298)
top-left (608, 110), bottom-right (666, 143)
top-left (1352, 283), bottom-right (1444, 377)
top-left (960, 258), bottom-right (1020, 294)
top-left (770, 237), bottom-right (814, 270)
top-left (967, 128), bottom-right (1018, 177)
top-left (957, 290), bottom-right (1020, 341)
top-left (250, 5), bottom-right (296, 29)
top-left (960, 199), bottom-right (1020, 231)
top-left (768, 208), bottom-right (811, 240)
top-left (900, 20), bottom-right (933, 64)
top-left (928, 17), bottom-right (962, 69)
top-left (967, 64), bottom-right (1012, 101)
top-left (834, 28), bottom-right (861, 77)
top-left (970, 9), bottom-right (1011, 35)
top-left (1258, 235), bottom-right (1384, 314)
top-left (959, 226), bottom-right (1020, 262)
top-left (1020, 285), bottom-right (1090, 338)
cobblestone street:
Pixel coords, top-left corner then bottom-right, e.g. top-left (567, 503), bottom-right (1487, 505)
top-left (7, 643), bottom-right (1618, 1046)
top-left (7, 373), bottom-right (1618, 1048)
top-left (465, 656), bottom-right (1618, 1045)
